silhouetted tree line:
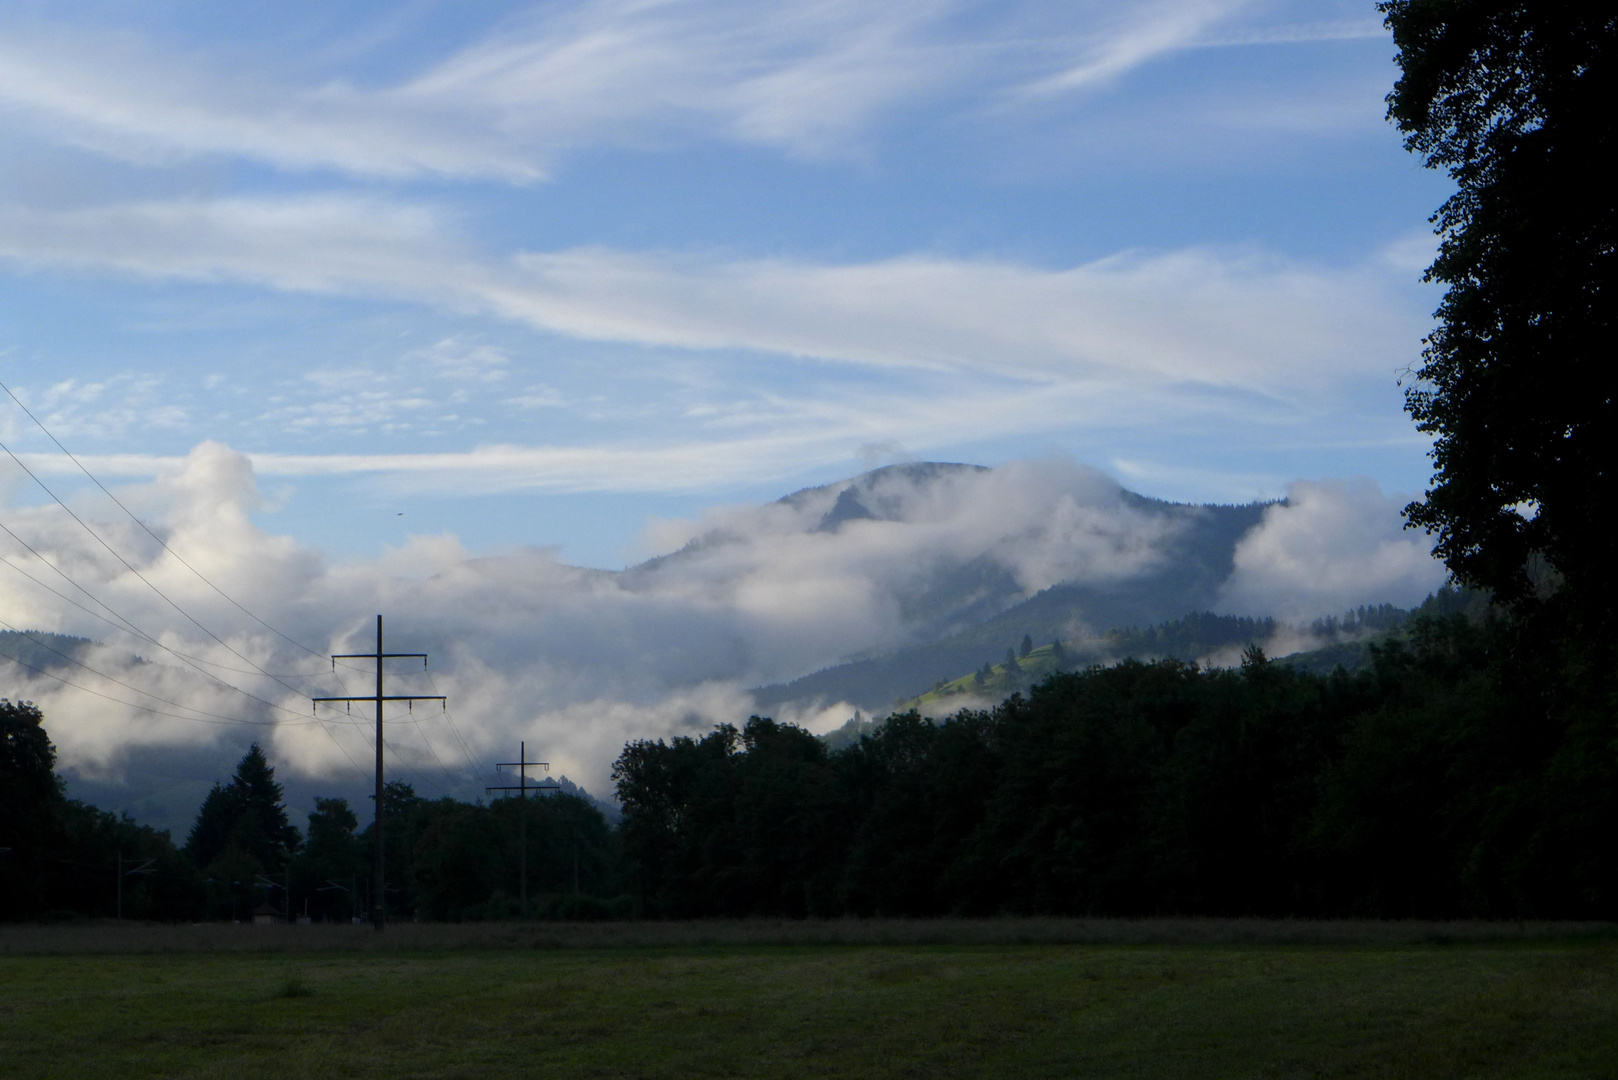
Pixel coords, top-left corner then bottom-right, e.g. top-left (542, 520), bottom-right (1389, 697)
top-left (614, 611), bottom-right (1616, 919)
top-left (5, 592), bottom-right (1615, 923)
top-left (2, 700), bottom-right (195, 921)
top-left (1, 705), bottom-right (621, 922)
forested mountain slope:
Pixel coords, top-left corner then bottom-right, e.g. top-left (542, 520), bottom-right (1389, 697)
top-left (752, 498), bottom-right (1267, 713)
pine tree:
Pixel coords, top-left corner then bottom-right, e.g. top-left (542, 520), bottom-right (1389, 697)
top-left (183, 782), bottom-right (244, 869)
top-left (184, 743), bottom-right (301, 873)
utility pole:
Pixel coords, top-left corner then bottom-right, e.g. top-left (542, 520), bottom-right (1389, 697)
top-left (487, 741), bottom-right (558, 918)
top-left (254, 868), bottom-right (293, 922)
top-left (116, 853), bottom-right (155, 920)
top-left (313, 615), bottom-right (444, 931)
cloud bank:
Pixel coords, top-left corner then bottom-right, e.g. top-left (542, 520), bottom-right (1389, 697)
top-left (1217, 478), bottom-right (1446, 621)
top-left (0, 444), bottom-right (1441, 803)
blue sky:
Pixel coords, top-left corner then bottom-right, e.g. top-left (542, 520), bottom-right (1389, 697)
top-left (0, 0), bottom-right (1449, 568)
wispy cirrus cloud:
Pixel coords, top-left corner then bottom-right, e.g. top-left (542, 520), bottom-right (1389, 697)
top-left (0, 1), bottom-right (1375, 180)
top-left (0, 193), bottom-right (1422, 400)
top-left (0, 1), bottom-right (981, 178)
top-left (1023, 0), bottom-right (1251, 96)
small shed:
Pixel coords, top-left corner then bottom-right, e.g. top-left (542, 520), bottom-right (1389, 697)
top-left (252, 903), bottom-right (283, 925)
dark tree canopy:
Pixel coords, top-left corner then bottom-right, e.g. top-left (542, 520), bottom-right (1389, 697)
top-left (2, 702), bottom-right (199, 921)
top-left (1, 700), bottom-right (62, 867)
top-left (610, 610), bottom-right (1618, 920)
top-left (183, 743), bottom-right (301, 873)
top-left (1383, 0), bottom-right (1617, 613)
top-left (1, 699), bottom-right (58, 804)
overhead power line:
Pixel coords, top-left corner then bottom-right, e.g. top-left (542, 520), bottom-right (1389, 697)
top-left (0, 615), bottom-right (295, 728)
top-left (0, 644), bottom-right (323, 728)
top-left (0, 516), bottom-right (327, 723)
top-left (426, 668), bottom-right (486, 780)
top-left (0, 435), bottom-right (324, 710)
top-left (0, 384), bottom-right (459, 794)
top-left (0, 379), bottom-right (329, 661)
top-left (0, 548), bottom-right (326, 678)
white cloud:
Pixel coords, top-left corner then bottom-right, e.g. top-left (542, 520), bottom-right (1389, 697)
top-left (1191, 18), bottom-right (1387, 49)
top-left (1216, 477), bottom-right (1446, 621)
top-left (1025, 0), bottom-right (1249, 95)
top-left (0, 2), bottom-right (977, 177)
top-left (4, 444), bottom-right (1458, 800)
top-left (0, 195), bottom-right (457, 291)
top-left (2, 443), bottom-right (1212, 793)
top-left (0, 194), bottom-right (1422, 398)
top-left (0, 24), bottom-right (543, 181)
top-left (0, 375), bottom-right (188, 441)
top-left (0, 0), bottom-right (1375, 180)
top-left (0, 187), bottom-right (1423, 498)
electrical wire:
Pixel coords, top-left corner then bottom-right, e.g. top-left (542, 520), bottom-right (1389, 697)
top-left (0, 551), bottom-right (330, 678)
top-left (0, 528), bottom-right (373, 781)
top-left (425, 668), bottom-right (488, 779)
top-left (0, 615), bottom-right (302, 728)
top-left (408, 700), bottom-right (464, 789)
top-left (0, 386), bottom-right (450, 797)
top-left (0, 644), bottom-right (323, 728)
top-left (0, 439), bottom-right (327, 713)
top-left (0, 379), bottom-right (330, 661)
top-left (0, 516), bottom-right (323, 722)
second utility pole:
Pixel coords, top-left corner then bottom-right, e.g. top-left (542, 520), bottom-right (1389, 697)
top-left (313, 615), bottom-right (444, 930)
top-left (487, 741), bottom-right (558, 917)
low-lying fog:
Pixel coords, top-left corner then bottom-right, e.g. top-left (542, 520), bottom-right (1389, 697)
top-left (1, 442), bottom-right (1444, 825)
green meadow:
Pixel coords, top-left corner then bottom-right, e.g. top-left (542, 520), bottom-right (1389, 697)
top-left (2, 922), bottom-right (1616, 1079)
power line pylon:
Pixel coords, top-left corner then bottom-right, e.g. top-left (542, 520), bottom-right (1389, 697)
top-left (487, 740), bottom-right (559, 918)
top-left (313, 615), bottom-right (444, 930)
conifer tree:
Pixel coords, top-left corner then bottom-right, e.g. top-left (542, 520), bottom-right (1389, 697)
top-left (184, 743), bottom-right (301, 873)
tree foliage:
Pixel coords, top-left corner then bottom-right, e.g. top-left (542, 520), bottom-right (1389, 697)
top-left (2, 699), bottom-right (198, 921)
top-left (183, 743), bottom-right (301, 876)
top-left (614, 615), bottom-right (1618, 919)
top-left (1383, 0), bottom-right (1617, 613)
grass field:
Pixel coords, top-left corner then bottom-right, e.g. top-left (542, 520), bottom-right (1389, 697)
top-left (2, 922), bottom-right (1615, 1079)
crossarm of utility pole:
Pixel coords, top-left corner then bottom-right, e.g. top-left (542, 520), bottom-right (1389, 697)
top-left (331, 652), bottom-right (428, 660)
top-left (312, 695), bottom-right (446, 703)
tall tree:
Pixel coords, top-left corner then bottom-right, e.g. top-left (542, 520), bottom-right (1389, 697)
top-left (0, 699), bottom-right (59, 828)
top-left (184, 743), bottom-right (301, 873)
top-left (1, 700), bottom-right (62, 917)
top-left (1382, 1), bottom-right (1617, 614)
top-left (293, 797), bottom-right (361, 920)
